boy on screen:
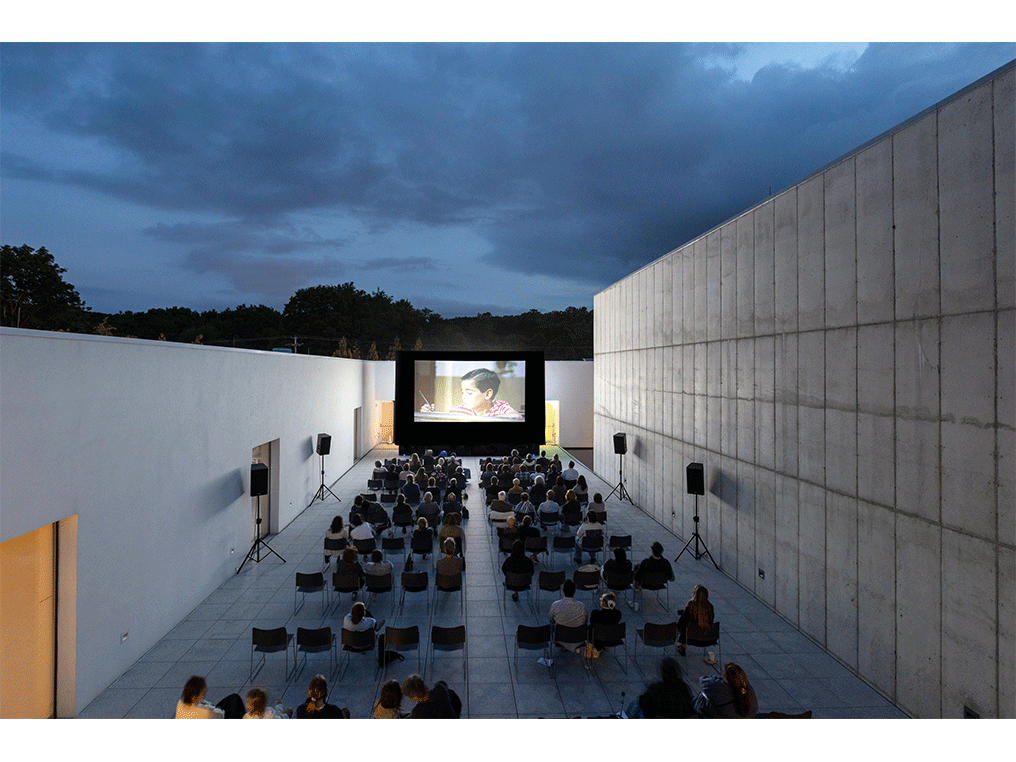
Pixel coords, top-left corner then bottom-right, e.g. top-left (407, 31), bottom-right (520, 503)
top-left (420, 368), bottom-right (522, 419)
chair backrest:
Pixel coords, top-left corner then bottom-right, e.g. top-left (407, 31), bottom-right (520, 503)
top-left (366, 572), bottom-right (394, 592)
top-left (252, 626), bottom-right (288, 648)
top-left (539, 569), bottom-right (567, 592)
top-left (504, 571), bottom-right (533, 591)
top-left (516, 623), bottom-right (551, 647)
top-left (608, 534), bottom-right (632, 550)
top-left (296, 571), bottom-right (325, 590)
top-left (380, 492), bottom-right (397, 504)
top-left (323, 537), bottom-right (346, 553)
top-left (353, 537), bottom-right (377, 554)
top-left (435, 571), bottom-right (463, 591)
top-left (431, 625), bottom-right (466, 650)
top-left (297, 626), bottom-right (332, 649)
top-left (581, 530), bottom-right (604, 550)
top-left (540, 511), bottom-right (559, 524)
top-left (340, 627), bottom-right (375, 651)
top-left (573, 568), bottom-right (601, 589)
top-left (393, 510), bottom-right (414, 526)
top-left (360, 493), bottom-right (375, 503)
top-left (552, 623), bottom-right (586, 645)
top-left (381, 536), bottom-right (405, 552)
top-left (367, 479), bottom-right (383, 490)
top-left (553, 535), bottom-right (576, 551)
top-left (499, 535), bottom-right (516, 554)
top-left (333, 568), bottom-right (362, 592)
top-left (591, 621), bottom-right (626, 645)
top-left (383, 625), bottom-right (420, 649)
top-left (640, 571), bottom-right (669, 590)
top-left (685, 620), bottom-right (720, 646)
top-left (411, 532), bottom-right (433, 552)
top-left (525, 535), bottom-right (548, 553)
top-left (401, 570), bottom-right (429, 591)
top-left (641, 621), bottom-right (678, 646)
top-left (604, 569), bottom-right (633, 590)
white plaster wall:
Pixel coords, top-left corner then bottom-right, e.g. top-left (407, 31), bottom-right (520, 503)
top-left (592, 63), bottom-right (1015, 718)
top-left (0, 329), bottom-right (365, 713)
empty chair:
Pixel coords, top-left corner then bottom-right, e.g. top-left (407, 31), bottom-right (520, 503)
top-left (498, 534), bottom-right (516, 556)
top-left (383, 625), bottom-right (421, 677)
top-left (339, 627), bottom-right (377, 680)
top-left (634, 621), bottom-right (679, 669)
top-left (332, 566), bottom-right (364, 610)
top-left (514, 624), bottom-right (553, 679)
top-left (560, 510), bottom-right (582, 532)
top-left (551, 534), bottom-right (576, 566)
top-left (367, 479), bottom-right (383, 492)
top-left (295, 571), bottom-right (328, 615)
top-left (399, 570), bottom-right (430, 611)
top-left (296, 626), bottom-right (336, 678)
top-left (360, 492), bottom-right (376, 503)
top-left (381, 534), bottom-right (406, 560)
top-left (572, 567), bottom-right (601, 603)
top-left (410, 530), bottom-right (434, 561)
top-left (365, 572), bottom-right (394, 611)
top-left (379, 492), bottom-right (397, 506)
top-left (383, 478), bottom-right (400, 493)
top-left (429, 625), bottom-right (467, 682)
top-left (538, 569), bottom-right (567, 608)
top-left (250, 626), bottom-right (294, 681)
top-left (392, 509), bottom-right (414, 533)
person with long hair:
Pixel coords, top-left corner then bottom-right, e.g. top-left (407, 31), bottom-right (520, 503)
top-left (324, 515), bottom-right (349, 564)
top-left (694, 662), bottom-right (758, 718)
top-left (676, 584), bottom-right (714, 655)
top-left (627, 657), bottom-right (696, 718)
top-left (175, 675), bottom-right (244, 718)
top-left (373, 679), bottom-right (409, 718)
top-left (243, 687), bottom-right (290, 719)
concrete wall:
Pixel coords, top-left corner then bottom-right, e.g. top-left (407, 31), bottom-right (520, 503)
top-left (592, 64), bottom-right (1014, 718)
top-left (546, 360), bottom-right (595, 448)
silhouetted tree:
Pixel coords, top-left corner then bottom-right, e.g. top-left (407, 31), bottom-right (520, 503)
top-left (1, 244), bottom-right (90, 331)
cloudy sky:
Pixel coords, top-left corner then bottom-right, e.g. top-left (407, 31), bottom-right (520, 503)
top-left (2, 13), bottom-right (1013, 318)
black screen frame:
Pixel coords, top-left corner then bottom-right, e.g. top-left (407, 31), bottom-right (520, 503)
top-left (394, 350), bottom-right (545, 452)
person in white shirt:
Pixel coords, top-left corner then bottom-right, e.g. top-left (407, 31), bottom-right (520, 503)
top-left (549, 580), bottom-right (588, 651)
top-left (561, 461), bottom-right (579, 484)
top-left (243, 687), bottom-right (290, 719)
top-left (349, 513), bottom-right (374, 541)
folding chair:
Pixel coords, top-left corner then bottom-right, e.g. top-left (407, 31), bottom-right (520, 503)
top-left (295, 571), bottom-right (328, 615)
top-left (638, 571), bottom-right (670, 612)
top-left (250, 626), bottom-right (294, 681)
top-left (435, 570), bottom-right (464, 608)
top-left (634, 621), bottom-right (678, 669)
top-left (383, 625), bottom-right (421, 678)
top-left (572, 567), bottom-right (602, 605)
top-left (429, 625), bottom-right (467, 682)
top-left (365, 572), bottom-right (395, 612)
top-left (353, 537), bottom-right (377, 561)
top-left (589, 622), bottom-right (627, 674)
top-left (525, 534), bottom-right (549, 565)
top-left (503, 571), bottom-right (534, 612)
top-left (399, 570), bottom-right (430, 612)
top-left (551, 534), bottom-right (576, 567)
top-left (537, 569), bottom-right (566, 608)
top-left (296, 626), bottom-right (337, 678)
top-left (684, 620), bottom-right (721, 667)
top-left (332, 567), bottom-right (364, 612)
top-left (515, 624), bottom-right (553, 679)
top-left (339, 628), bottom-right (377, 680)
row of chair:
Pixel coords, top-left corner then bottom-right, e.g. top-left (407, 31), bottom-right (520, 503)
top-left (296, 569), bottom-right (467, 617)
top-left (494, 530), bottom-right (630, 566)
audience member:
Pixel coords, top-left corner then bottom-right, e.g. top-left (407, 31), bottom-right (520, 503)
top-left (602, 546), bottom-right (633, 581)
top-left (436, 538), bottom-right (465, 577)
top-left (392, 494), bottom-right (413, 533)
top-left (349, 512), bottom-right (374, 542)
top-left (401, 474), bottom-right (421, 506)
top-left (561, 460), bottom-right (579, 486)
top-left (514, 492), bottom-right (535, 522)
top-left (296, 674), bottom-right (350, 718)
top-left (589, 493), bottom-right (607, 523)
top-left (588, 592), bottom-right (623, 653)
top-left (416, 491), bottom-right (441, 524)
top-left (573, 474), bottom-right (589, 499)
top-left (574, 509), bottom-right (604, 563)
top-left (627, 658), bottom-right (696, 719)
top-left (324, 515), bottom-right (349, 564)
top-left (633, 542), bottom-right (674, 588)
top-left (677, 584), bottom-right (714, 655)
top-left (438, 511), bottom-right (464, 554)
top-left (529, 475), bottom-right (548, 505)
top-left (175, 675), bottom-right (243, 719)
top-left (441, 491), bottom-right (463, 518)
top-left (364, 549), bottom-right (393, 577)
top-left (538, 490), bottom-right (558, 519)
top-left (694, 663), bottom-right (758, 719)
top-left (335, 547), bottom-right (365, 590)
top-left (342, 601), bottom-right (385, 636)
top-left (373, 679), bottom-right (409, 718)
top-left (502, 539), bottom-right (534, 602)
top-left (561, 492), bottom-right (583, 526)
top-left (411, 517), bottom-right (434, 559)
top-left (243, 687), bottom-right (290, 719)
top-left (549, 579), bottom-right (588, 652)
top-left (402, 674), bottom-right (459, 718)
top-left (489, 491), bottom-right (514, 522)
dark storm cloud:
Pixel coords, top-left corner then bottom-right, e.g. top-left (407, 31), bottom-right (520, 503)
top-left (2, 41), bottom-right (1013, 296)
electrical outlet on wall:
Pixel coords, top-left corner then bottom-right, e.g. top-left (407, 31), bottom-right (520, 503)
top-left (121, 631), bottom-right (129, 644)
top-left (758, 568), bottom-right (765, 580)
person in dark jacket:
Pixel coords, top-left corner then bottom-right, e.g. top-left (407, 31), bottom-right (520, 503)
top-left (402, 674), bottom-right (458, 718)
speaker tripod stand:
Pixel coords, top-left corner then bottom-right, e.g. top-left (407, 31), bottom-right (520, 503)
top-left (605, 451), bottom-right (635, 505)
top-left (675, 493), bottom-right (718, 568)
top-left (307, 454), bottom-right (341, 508)
top-left (237, 494), bottom-right (285, 574)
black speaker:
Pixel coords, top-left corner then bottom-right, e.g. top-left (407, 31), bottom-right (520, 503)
top-left (613, 432), bottom-right (627, 455)
top-left (251, 463), bottom-right (269, 496)
top-left (687, 462), bottom-right (705, 495)
top-left (316, 433), bottom-right (331, 456)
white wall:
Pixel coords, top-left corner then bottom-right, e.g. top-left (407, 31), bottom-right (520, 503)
top-left (0, 338), bottom-right (592, 714)
top-left (593, 64), bottom-right (1015, 718)
top-left (0, 330), bottom-right (369, 713)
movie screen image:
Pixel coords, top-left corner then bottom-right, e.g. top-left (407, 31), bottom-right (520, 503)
top-left (415, 360), bottom-right (525, 422)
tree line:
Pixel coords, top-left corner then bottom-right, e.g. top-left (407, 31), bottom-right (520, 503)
top-left (2, 244), bottom-right (593, 360)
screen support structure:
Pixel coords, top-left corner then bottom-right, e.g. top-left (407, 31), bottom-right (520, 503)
top-left (605, 451), bottom-right (635, 506)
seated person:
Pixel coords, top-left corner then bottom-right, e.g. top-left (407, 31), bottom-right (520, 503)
top-left (175, 674), bottom-right (243, 719)
top-left (416, 491), bottom-right (442, 525)
top-left (342, 601), bottom-right (385, 640)
top-left (373, 679), bottom-right (409, 719)
top-left (419, 367), bottom-right (522, 419)
top-left (499, 515), bottom-right (519, 543)
top-left (489, 491), bottom-right (514, 522)
top-left (364, 500), bottom-right (391, 532)
top-left (392, 493), bottom-right (414, 530)
top-left (501, 539), bottom-right (534, 602)
top-left (549, 580), bottom-right (588, 651)
top-left (402, 674), bottom-right (459, 718)
top-left (438, 512), bottom-right (464, 554)
top-left (436, 538), bottom-right (465, 577)
top-left (553, 477), bottom-right (568, 504)
top-left (516, 514), bottom-right (543, 562)
top-left (633, 542), bottom-right (675, 588)
top-left (334, 547), bottom-right (365, 589)
top-left (485, 477), bottom-right (501, 506)
top-left (538, 491), bottom-right (559, 521)
top-left (561, 493), bottom-right (583, 525)
top-left (676, 584), bottom-right (714, 654)
top-left (561, 460), bottom-right (579, 487)
top-left (372, 460), bottom-right (389, 479)
top-left (400, 474), bottom-right (422, 506)
top-left (528, 476), bottom-right (548, 505)
top-left (589, 493), bottom-right (607, 523)
top-left (411, 517), bottom-right (434, 559)
top-left (602, 546), bottom-right (633, 581)
top-left (574, 510), bottom-right (604, 563)
top-left (296, 674), bottom-right (350, 719)
top-left (694, 663), bottom-right (759, 719)
top-left (627, 658), bottom-right (696, 719)
top-left (324, 515), bottom-right (349, 564)
top-left (513, 492), bottom-right (536, 522)
top-left (507, 478), bottom-right (525, 498)
top-left (588, 592), bottom-right (623, 652)
top-left (441, 491), bottom-right (463, 518)
top-left (364, 549), bottom-right (394, 577)
top-left (243, 687), bottom-right (290, 719)
top-left (349, 513), bottom-right (375, 543)
top-left (479, 463), bottom-right (497, 489)
top-left (573, 474), bottom-right (589, 499)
